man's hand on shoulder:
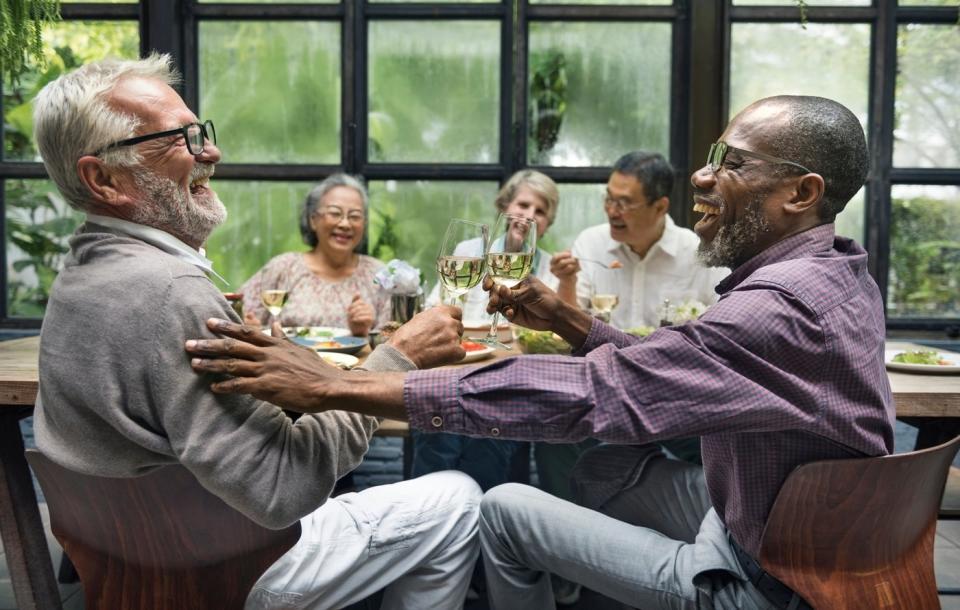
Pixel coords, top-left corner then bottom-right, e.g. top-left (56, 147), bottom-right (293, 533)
top-left (185, 318), bottom-right (346, 413)
top-left (388, 305), bottom-right (466, 369)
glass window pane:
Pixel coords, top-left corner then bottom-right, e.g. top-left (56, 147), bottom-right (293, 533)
top-left (5, 180), bottom-right (83, 318)
top-left (199, 0), bottom-right (333, 3)
top-left (834, 187), bottom-right (865, 246)
top-left (367, 181), bottom-right (499, 288)
top-left (729, 23), bottom-right (869, 126)
top-left (199, 22), bottom-right (341, 164)
top-left (204, 181), bottom-right (314, 287)
top-left (540, 184), bottom-right (609, 253)
top-left (888, 185), bottom-right (960, 319)
top-left (4, 21), bottom-right (139, 161)
top-left (368, 22), bottom-right (500, 163)
top-left (893, 25), bottom-right (960, 168)
top-left (898, 1), bottom-right (959, 5)
top-left (528, 22), bottom-right (671, 167)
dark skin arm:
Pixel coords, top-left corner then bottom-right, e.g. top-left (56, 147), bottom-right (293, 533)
top-left (185, 306), bottom-right (465, 417)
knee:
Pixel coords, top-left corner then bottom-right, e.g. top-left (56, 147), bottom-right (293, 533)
top-left (429, 469), bottom-right (484, 511)
top-left (480, 483), bottom-right (529, 526)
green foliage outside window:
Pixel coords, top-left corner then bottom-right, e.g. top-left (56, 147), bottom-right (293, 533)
top-left (888, 192), bottom-right (960, 319)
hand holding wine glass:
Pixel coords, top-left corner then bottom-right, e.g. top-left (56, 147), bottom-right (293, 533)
top-left (481, 213), bottom-right (537, 349)
top-left (436, 219), bottom-right (489, 306)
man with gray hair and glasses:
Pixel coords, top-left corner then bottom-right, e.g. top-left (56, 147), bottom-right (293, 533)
top-left (32, 53), bottom-right (482, 609)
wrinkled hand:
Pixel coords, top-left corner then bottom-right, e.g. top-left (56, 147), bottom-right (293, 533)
top-left (347, 293), bottom-right (375, 336)
top-left (185, 318), bottom-right (343, 412)
top-left (484, 275), bottom-right (562, 332)
top-left (388, 306), bottom-right (466, 369)
top-left (550, 251), bottom-right (581, 280)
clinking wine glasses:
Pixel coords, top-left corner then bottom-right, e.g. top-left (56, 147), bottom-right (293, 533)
top-left (480, 213), bottom-right (537, 349)
top-left (436, 219), bottom-right (489, 306)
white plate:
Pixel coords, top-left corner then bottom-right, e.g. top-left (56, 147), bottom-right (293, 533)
top-left (460, 344), bottom-right (495, 363)
top-left (316, 352), bottom-right (360, 369)
top-left (884, 349), bottom-right (960, 374)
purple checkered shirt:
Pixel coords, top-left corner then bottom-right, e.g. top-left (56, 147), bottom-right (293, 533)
top-left (405, 223), bottom-right (894, 556)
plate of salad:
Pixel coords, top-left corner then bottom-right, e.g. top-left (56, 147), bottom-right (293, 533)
top-left (885, 349), bottom-right (960, 374)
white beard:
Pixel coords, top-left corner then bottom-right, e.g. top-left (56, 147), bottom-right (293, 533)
top-left (130, 164), bottom-right (227, 246)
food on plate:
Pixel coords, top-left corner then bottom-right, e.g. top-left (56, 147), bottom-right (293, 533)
top-left (625, 326), bottom-right (655, 338)
top-left (461, 340), bottom-right (487, 352)
top-left (891, 350), bottom-right (951, 366)
top-left (515, 329), bottom-right (571, 355)
top-left (314, 340), bottom-right (343, 349)
top-left (609, 259), bottom-right (623, 269)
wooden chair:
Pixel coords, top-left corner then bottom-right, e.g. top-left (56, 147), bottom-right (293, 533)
top-left (758, 435), bottom-right (960, 610)
top-left (26, 450), bottom-right (301, 610)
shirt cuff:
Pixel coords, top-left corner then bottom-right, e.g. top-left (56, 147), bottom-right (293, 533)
top-left (573, 318), bottom-right (615, 355)
top-left (404, 368), bottom-right (464, 433)
top-left (358, 344), bottom-right (418, 373)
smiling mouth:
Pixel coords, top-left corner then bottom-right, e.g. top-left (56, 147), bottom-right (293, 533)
top-left (189, 177), bottom-right (209, 195)
top-left (693, 202), bottom-right (720, 217)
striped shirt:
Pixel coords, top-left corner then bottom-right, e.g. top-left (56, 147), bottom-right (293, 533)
top-left (404, 223), bottom-right (894, 556)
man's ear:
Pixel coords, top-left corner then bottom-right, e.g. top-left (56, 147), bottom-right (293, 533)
top-left (786, 173), bottom-right (825, 216)
top-left (652, 196), bottom-right (670, 216)
top-left (76, 156), bottom-right (134, 208)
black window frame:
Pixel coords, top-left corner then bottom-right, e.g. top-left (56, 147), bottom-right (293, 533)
top-left (1, 0), bottom-right (957, 335)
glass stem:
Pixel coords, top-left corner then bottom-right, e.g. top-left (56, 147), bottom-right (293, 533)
top-left (487, 310), bottom-right (501, 341)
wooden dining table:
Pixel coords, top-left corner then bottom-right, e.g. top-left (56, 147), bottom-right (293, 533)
top-left (1, 335), bottom-right (958, 610)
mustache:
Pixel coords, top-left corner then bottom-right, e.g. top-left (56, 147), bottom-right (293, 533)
top-left (191, 163), bottom-right (215, 182)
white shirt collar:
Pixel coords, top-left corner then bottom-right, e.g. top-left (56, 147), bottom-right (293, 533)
top-left (85, 214), bottom-right (228, 285)
top-left (607, 215), bottom-right (681, 261)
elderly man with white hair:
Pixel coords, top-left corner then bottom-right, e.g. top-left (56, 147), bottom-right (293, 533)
top-left (31, 53), bottom-right (481, 610)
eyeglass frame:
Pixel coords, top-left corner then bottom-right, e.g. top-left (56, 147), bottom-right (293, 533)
top-left (707, 141), bottom-right (812, 175)
top-left (602, 193), bottom-right (652, 214)
top-left (312, 205), bottom-right (366, 225)
top-left (92, 120), bottom-right (216, 157)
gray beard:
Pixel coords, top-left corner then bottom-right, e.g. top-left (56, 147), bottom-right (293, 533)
top-left (697, 195), bottom-right (771, 268)
top-left (129, 165), bottom-right (227, 246)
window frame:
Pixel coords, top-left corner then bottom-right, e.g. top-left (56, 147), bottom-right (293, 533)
top-left (1, 0), bottom-right (957, 335)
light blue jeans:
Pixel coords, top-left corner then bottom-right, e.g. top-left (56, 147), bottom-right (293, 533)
top-left (247, 470), bottom-right (482, 610)
top-left (479, 455), bottom-right (778, 609)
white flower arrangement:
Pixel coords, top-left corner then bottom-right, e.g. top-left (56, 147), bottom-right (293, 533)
top-left (659, 299), bottom-right (710, 325)
top-left (374, 259), bottom-right (423, 296)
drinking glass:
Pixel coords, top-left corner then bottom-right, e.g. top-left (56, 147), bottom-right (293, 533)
top-left (590, 291), bottom-right (620, 324)
top-left (260, 288), bottom-right (289, 327)
top-left (480, 213), bottom-right (537, 349)
top-left (436, 219), bottom-right (489, 306)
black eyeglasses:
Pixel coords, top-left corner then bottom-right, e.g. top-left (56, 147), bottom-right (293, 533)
top-left (707, 141), bottom-right (811, 174)
top-left (93, 120), bottom-right (216, 157)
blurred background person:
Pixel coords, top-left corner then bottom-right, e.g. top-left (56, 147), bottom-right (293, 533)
top-left (554, 151), bottom-right (729, 332)
top-left (241, 174), bottom-right (390, 337)
top-left (419, 170), bottom-right (591, 504)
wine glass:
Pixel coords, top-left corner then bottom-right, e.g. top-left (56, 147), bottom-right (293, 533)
top-left (260, 288), bottom-right (288, 328)
top-left (436, 219), bottom-right (489, 306)
top-left (590, 291), bottom-right (620, 324)
top-left (480, 213), bottom-right (537, 349)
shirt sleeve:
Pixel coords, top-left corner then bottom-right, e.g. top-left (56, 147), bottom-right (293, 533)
top-left (404, 284), bottom-right (827, 445)
top-left (154, 274), bottom-right (379, 529)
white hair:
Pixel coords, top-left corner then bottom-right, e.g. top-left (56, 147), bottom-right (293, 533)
top-left (32, 53), bottom-right (181, 213)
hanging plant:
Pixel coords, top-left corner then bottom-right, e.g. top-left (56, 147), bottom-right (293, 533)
top-left (0, 0), bottom-right (61, 85)
top-left (796, 0), bottom-right (809, 30)
top-left (528, 50), bottom-right (568, 162)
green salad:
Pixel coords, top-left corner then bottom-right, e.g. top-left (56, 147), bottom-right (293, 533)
top-left (515, 329), bottom-right (571, 355)
top-left (892, 350), bottom-right (949, 366)
top-left (625, 326), bottom-right (655, 338)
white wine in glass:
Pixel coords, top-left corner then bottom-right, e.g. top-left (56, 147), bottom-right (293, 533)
top-left (590, 293), bottom-right (620, 323)
top-left (481, 213), bottom-right (537, 349)
top-left (436, 219), bottom-right (489, 305)
top-left (261, 289), bottom-right (288, 325)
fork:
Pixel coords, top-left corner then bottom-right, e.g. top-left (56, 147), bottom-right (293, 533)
top-left (577, 257), bottom-right (623, 270)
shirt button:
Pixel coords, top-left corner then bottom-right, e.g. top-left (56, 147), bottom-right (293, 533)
top-left (431, 416), bottom-right (443, 428)
top-left (490, 427), bottom-right (501, 436)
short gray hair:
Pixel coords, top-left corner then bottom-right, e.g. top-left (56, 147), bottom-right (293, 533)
top-left (32, 53), bottom-right (180, 213)
top-left (299, 173), bottom-right (369, 247)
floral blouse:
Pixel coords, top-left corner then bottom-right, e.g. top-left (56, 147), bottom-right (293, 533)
top-left (240, 252), bottom-right (391, 332)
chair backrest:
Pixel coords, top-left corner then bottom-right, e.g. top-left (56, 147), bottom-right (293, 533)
top-left (26, 450), bottom-right (301, 610)
top-left (758, 435), bottom-right (960, 610)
